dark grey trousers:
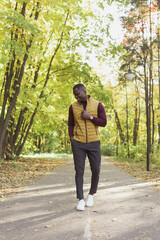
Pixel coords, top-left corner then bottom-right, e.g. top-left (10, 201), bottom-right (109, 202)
top-left (71, 139), bottom-right (101, 200)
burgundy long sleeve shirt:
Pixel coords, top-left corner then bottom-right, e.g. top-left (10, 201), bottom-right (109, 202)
top-left (68, 97), bottom-right (107, 139)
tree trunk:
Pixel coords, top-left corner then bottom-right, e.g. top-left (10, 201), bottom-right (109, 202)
top-left (157, 11), bottom-right (160, 146)
top-left (133, 81), bottom-right (140, 146)
top-left (149, 0), bottom-right (154, 150)
top-left (125, 86), bottom-right (130, 157)
top-left (114, 109), bottom-right (125, 144)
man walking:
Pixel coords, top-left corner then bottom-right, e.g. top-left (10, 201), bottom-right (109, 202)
top-left (68, 84), bottom-right (107, 211)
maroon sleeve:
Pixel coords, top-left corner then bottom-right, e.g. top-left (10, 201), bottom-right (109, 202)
top-left (92, 102), bottom-right (107, 127)
top-left (68, 105), bottom-right (74, 139)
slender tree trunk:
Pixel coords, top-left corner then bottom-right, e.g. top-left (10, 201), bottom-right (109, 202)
top-left (141, 4), bottom-right (151, 171)
top-left (133, 81), bottom-right (140, 146)
top-left (149, 0), bottom-right (154, 150)
top-left (125, 86), bottom-right (130, 157)
top-left (158, 11), bottom-right (160, 146)
top-left (6, 111), bottom-right (15, 159)
top-left (114, 109), bottom-right (125, 144)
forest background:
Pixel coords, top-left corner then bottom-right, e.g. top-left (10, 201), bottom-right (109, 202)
top-left (0, 0), bottom-right (160, 172)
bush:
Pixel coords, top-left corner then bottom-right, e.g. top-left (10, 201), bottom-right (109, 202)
top-left (115, 143), bottom-right (147, 162)
top-left (101, 143), bottom-right (115, 156)
top-left (150, 148), bottom-right (160, 166)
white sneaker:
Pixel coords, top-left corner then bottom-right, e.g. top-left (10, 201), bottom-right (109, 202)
top-left (77, 199), bottom-right (85, 211)
top-left (86, 194), bottom-right (94, 207)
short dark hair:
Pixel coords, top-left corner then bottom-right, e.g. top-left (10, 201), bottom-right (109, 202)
top-left (73, 84), bottom-right (85, 90)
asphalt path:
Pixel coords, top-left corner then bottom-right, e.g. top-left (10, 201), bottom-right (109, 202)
top-left (0, 158), bottom-right (160, 240)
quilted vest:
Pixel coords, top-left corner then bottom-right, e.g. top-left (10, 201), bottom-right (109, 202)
top-left (72, 97), bottom-right (99, 143)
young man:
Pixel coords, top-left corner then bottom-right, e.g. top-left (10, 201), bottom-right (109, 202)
top-left (68, 84), bottom-right (107, 211)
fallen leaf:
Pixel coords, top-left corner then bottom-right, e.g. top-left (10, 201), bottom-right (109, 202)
top-left (112, 218), bottom-right (118, 222)
top-left (45, 225), bottom-right (52, 228)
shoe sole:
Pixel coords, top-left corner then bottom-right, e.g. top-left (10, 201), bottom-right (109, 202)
top-left (77, 207), bottom-right (85, 211)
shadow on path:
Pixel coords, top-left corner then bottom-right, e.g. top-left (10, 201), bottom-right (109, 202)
top-left (0, 158), bottom-right (160, 240)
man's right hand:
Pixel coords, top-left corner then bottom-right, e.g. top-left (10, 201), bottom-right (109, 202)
top-left (70, 137), bottom-right (74, 141)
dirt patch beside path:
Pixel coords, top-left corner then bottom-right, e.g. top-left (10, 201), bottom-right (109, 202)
top-left (0, 157), bottom-right (68, 199)
top-left (105, 157), bottom-right (160, 191)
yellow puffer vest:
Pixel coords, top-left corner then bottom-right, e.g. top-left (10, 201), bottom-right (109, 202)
top-left (72, 97), bottom-right (99, 143)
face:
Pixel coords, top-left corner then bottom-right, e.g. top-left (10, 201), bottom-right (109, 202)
top-left (73, 88), bottom-right (87, 103)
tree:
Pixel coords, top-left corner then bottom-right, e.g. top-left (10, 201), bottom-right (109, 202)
top-left (0, 0), bottom-right (116, 159)
top-left (0, 0), bottom-right (81, 158)
top-left (118, 0), bottom-right (159, 168)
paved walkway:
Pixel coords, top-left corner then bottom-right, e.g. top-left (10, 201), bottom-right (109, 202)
top-left (0, 158), bottom-right (160, 240)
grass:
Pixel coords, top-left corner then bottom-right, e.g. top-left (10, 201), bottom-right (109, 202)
top-left (21, 153), bottom-right (73, 159)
